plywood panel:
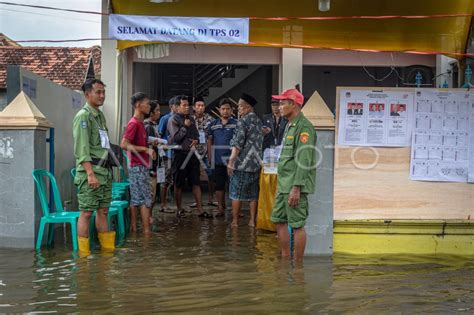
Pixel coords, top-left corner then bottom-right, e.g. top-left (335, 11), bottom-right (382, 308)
top-left (334, 87), bottom-right (474, 220)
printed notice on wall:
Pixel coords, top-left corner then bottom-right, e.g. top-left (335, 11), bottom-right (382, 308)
top-left (338, 89), bottom-right (415, 147)
top-left (263, 146), bottom-right (282, 174)
top-left (410, 89), bottom-right (473, 182)
top-left (469, 100), bottom-right (474, 183)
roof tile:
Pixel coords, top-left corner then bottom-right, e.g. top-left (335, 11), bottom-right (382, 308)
top-left (0, 46), bottom-right (102, 90)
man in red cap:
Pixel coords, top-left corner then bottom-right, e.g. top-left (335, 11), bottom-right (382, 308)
top-left (270, 89), bottom-right (317, 262)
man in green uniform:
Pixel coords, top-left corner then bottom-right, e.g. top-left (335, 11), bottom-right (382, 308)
top-left (270, 89), bottom-right (317, 262)
top-left (73, 79), bottom-right (115, 256)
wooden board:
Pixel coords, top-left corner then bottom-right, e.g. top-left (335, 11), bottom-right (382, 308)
top-left (334, 87), bottom-right (474, 220)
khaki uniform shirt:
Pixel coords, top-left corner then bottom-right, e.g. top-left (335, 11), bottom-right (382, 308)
top-left (277, 112), bottom-right (317, 194)
top-left (72, 103), bottom-right (110, 180)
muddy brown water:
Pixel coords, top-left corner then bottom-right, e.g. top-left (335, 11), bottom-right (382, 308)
top-left (1, 211), bottom-right (473, 313)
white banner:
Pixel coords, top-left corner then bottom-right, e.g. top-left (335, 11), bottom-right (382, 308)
top-left (109, 14), bottom-right (249, 45)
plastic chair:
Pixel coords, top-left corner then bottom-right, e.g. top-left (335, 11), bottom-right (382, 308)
top-left (114, 168), bottom-right (129, 188)
top-left (32, 169), bottom-right (81, 251)
top-left (110, 200), bottom-right (128, 241)
top-left (114, 151), bottom-right (130, 188)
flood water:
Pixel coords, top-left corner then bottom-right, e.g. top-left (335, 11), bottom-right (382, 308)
top-left (1, 209), bottom-right (474, 313)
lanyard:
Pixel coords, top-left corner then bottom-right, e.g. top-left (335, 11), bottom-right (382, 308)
top-left (84, 107), bottom-right (106, 130)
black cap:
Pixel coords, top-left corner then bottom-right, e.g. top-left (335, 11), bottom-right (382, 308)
top-left (240, 93), bottom-right (257, 107)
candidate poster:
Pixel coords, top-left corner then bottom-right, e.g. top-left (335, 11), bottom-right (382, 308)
top-left (338, 89), bottom-right (415, 147)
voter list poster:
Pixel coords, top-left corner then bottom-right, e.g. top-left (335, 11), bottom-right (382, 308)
top-left (338, 89), bottom-right (415, 147)
top-left (410, 89), bottom-right (474, 183)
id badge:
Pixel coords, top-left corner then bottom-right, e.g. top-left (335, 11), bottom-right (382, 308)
top-left (99, 129), bottom-right (110, 149)
top-left (156, 167), bottom-right (166, 183)
top-left (275, 145), bottom-right (282, 161)
top-left (199, 130), bottom-right (206, 144)
top-left (158, 147), bottom-right (166, 157)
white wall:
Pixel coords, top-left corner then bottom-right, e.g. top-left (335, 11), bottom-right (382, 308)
top-left (132, 44), bottom-right (282, 65)
top-left (130, 43), bottom-right (435, 68)
top-left (304, 50), bottom-right (436, 67)
top-left (101, 0), bottom-right (119, 143)
top-left (436, 55), bottom-right (456, 87)
top-left (281, 48), bottom-right (303, 90)
top-left (18, 68), bottom-right (85, 208)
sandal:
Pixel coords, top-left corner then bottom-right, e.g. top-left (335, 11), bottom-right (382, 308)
top-left (160, 207), bottom-right (174, 213)
top-left (208, 201), bottom-right (218, 207)
top-left (197, 211), bottom-right (213, 218)
top-left (214, 212), bottom-right (225, 218)
top-left (176, 209), bottom-right (186, 218)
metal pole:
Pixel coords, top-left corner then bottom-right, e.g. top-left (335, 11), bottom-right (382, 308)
top-left (46, 128), bottom-right (55, 209)
top-left (415, 71), bottom-right (423, 88)
top-left (462, 65), bottom-right (473, 88)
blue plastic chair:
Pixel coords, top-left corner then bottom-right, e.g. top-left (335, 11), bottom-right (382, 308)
top-left (32, 169), bottom-right (81, 251)
top-left (114, 166), bottom-right (129, 189)
top-left (114, 150), bottom-right (130, 188)
top-left (112, 201), bottom-right (128, 237)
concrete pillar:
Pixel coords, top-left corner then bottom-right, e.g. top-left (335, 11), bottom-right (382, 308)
top-left (436, 55), bottom-right (456, 88)
top-left (0, 92), bottom-right (52, 248)
top-left (301, 91), bottom-right (335, 256)
top-left (101, 0), bottom-right (119, 143)
top-left (280, 48), bottom-right (303, 91)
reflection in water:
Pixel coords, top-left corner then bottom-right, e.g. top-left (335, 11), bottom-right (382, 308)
top-left (0, 212), bottom-right (473, 313)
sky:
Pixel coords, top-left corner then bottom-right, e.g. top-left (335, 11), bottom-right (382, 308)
top-left (0, 0), bottom-right (102, 47)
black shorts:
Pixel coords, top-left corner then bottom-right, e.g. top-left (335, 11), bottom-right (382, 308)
top-left (172, 151), bottom-right (200, 188)
top-left (214, 165), bottom-right (229, 191)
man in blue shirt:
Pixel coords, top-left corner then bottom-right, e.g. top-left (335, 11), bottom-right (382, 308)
top-left (157, 97), bottom-right (178, 212)
top-left (207, 98), bottom-right (237, 217)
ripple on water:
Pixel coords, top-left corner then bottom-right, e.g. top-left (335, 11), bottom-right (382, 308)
top-left (0, 214), bottom-right (473, 313)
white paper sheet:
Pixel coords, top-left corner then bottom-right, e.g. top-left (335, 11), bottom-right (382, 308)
top-left (338, 90), bottom-right (414, 147)
top-left (410, 89), bottom-right (473, 182)
top-left (469, 102), bottom-right (474, 183)
top-left (263, 146), bottom-right (282, 174)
